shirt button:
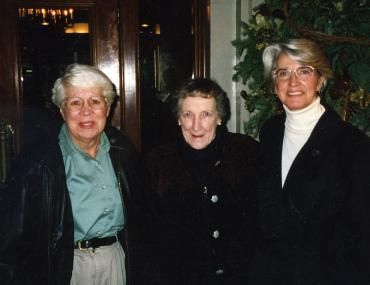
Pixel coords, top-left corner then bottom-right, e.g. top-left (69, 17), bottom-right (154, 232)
top-left (104, 208), bottom-right (111, 213)
top-left (211, 195), bottom-right (218, 203)
top-left (213, 230), bottom-right (220, 239)
top-left (101, 185), bottom-right (107, 190)
top-left (215, 269), bottom-right (224, 275)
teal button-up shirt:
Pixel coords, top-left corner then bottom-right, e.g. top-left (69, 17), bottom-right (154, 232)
top-left (58, 124), bottom-right (124, 243)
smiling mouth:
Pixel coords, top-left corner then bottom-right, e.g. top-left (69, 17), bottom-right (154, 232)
top-left (287, 91), bottom-right (303, 96)
top-left (79, 122), bottom-right (94, 128)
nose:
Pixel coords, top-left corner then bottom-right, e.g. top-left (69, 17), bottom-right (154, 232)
top-left (191, 115), bottom-right (201, 131)
top-left (288, 71), bottom-right (299, 86)
top-left (80, 100), bottom-right (93, 115)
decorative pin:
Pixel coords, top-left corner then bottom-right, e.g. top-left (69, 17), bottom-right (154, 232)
top-left (203, 186), bottom-right (208, 195)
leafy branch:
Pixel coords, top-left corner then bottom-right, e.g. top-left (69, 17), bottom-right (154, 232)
top-left (233, 0), bottom-right (370, 137)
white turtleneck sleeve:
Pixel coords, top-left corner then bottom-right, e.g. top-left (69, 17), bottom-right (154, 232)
top-left (281, 97), bottom-right (325, 187)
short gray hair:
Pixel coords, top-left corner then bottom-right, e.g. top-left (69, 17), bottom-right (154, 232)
top-left (51, 63), bottom-right (116, 107)
top-left (172, 78), bottom-right (230, 124)
top-left (262, 38), bottom-right (333, 92)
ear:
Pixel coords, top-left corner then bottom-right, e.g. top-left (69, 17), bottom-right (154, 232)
top-left (106, 106), bottom-right (111, 118)
top-left (59, 108), bottom-right (66, 121)
top-left (317, 76), bottom-right (326, 93)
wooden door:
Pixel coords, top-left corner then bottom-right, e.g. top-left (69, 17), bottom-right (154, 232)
top-left (0, 0), bottom-right (208, 153)
top-left (0, 0), bottom-right (124, 151)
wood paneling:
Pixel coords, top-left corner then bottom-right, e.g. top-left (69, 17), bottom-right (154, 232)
top-left (119, 0), bottom-right (141, 149)
top-left (0, 0), bottom-right (21, 150)
top-left (193, 0), bottom-right (210, 78)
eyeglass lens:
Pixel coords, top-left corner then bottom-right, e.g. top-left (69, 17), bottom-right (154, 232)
top-left (275, 66), bottom-right (314, 81)
top-left (65, 96), bottom-right (106, 111)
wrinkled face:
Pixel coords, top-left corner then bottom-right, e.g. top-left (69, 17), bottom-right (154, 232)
top-left (179, 96), bottom-right (221, 150)
top-left (274, 54), bottom-right (325, 111)
top-left (60, 86), bottom-right (109, 148)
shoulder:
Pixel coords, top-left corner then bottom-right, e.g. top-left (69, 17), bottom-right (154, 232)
top-left (223, 132), bottom-right (259, 153)
top-left (105, 126), bottom-right (137, 151)
top-left (336, 120), bottom-right (370, 158)
top-left (9, 137), bottom-right (63, 190)
top-left (16, 135), bottom-right (61, 171)
top-left (259, 113), bottom-right (285, 141)
top-left (146, 141), bottom-right (178, 165)
top-left (320, 107), bottom-right (369, 148)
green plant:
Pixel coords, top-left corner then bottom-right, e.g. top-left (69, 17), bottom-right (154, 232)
top-left (232, 0), bottom-right (370, 138)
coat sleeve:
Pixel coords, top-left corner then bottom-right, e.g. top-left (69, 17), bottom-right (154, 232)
top-left (0, 152), bottom-right (48, 284)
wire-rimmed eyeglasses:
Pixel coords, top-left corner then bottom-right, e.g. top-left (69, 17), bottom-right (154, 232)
top-left (273, 66), bottom-right (316, 81)
top-left (63, 96), bottom-right (108, 112)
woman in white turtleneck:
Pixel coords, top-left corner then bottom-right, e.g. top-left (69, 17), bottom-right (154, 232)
top-left (250, 39), bottom-right (370, 285)
top-left (281, 96), bottom-right (324, 186)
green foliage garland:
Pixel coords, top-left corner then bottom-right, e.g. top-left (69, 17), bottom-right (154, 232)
top-left (232, 0), bottom-right (370, 138)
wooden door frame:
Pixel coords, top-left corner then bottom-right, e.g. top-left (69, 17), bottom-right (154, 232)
top-left (0, 0), bottom-right (209, 151)
top-left (119, 0), bottom-right (210, 149)
top-left (0, 0), bottom-right (120, 151)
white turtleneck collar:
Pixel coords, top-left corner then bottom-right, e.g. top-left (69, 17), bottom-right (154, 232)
top-left (284, 97), bottom-right (325, 133)
top-left (281, 97), bottom-right (325, 187)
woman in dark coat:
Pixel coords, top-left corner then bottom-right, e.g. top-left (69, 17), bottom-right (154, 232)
top-left (250, 38), bottom-right (370, 285)
top-left (147, 78), bottom-right (259, 285)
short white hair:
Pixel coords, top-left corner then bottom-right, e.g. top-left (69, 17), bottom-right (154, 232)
top-left (51, 63), bottom-right (116, 107)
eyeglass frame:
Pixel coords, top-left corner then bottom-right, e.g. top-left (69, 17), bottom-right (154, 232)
top-left (273, 66), bottom-right (316, 81)
top-left (63, 96), bottom-right (108, 112)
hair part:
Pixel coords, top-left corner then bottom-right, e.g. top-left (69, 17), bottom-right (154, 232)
top-left (172, 78), bottom-right (231, 123)
top-left (51, 63), bottom-right (116, 108)
top-left (262, 38), bottom-right (334, 92)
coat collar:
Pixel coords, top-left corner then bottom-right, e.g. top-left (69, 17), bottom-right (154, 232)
top-left (282, 106), bottom-right (342, 191)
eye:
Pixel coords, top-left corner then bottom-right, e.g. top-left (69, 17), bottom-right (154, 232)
top-left (200, 111), bottom-right (212, 118)
top-left (298, 67), bottom-right (313, 76)
top-left (276, 69), bottom-right (290, 79)
top-left (68, 98), bottom-right (82, 106)
top-left (182, 112), bottom-right (193, 119)
top-left (90, 96), bottom-right (104, 106)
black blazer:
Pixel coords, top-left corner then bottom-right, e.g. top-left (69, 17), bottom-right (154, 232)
top-left (147, 130), bottom-right (259, 285)
top-left (251, 107), bottom-right (370, 285)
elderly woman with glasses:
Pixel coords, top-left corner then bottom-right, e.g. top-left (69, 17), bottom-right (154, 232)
top-left (1, 64), bottom-right (150, 285)
top-left (250, 39), bottom-right (370, 284)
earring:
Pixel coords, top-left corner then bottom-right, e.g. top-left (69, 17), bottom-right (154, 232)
top-left (218, 122), bottom-right (222, 125)
top-left (178, 122), bottom-right (181, 126)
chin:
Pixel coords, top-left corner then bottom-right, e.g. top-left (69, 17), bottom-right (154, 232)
top-left (189, 141), bottom-right (207, 150)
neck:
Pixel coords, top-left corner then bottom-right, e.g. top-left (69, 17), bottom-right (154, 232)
top-left (284, 97), bottom-right (325, 132)
top-left (72, 136), bottom-right (101, 158)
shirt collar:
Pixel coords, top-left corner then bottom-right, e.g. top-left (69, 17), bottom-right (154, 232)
top-left (58, 123), bottom-right (110, 159)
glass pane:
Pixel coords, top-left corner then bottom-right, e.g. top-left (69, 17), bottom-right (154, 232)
top-left (139, 0), bottom-right (194, 153)
top-left (18, 7), bottom-right (90, 146)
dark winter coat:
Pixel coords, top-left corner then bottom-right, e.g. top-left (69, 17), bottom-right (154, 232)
top-left (147, 129), bottom-right (259, 285)
top-left (0, 126), bottom-right (151, 285)
top-left (250, 107), bottom-right (370, 285)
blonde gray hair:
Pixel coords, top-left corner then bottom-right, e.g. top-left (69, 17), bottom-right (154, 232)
top-left (262, 38), bottom-right (333, 91)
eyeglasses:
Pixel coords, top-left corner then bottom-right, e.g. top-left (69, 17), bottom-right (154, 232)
top-left (273, 66), bottom-right (316, 81)
top-left (64, 96), bottom-right (107, 112)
